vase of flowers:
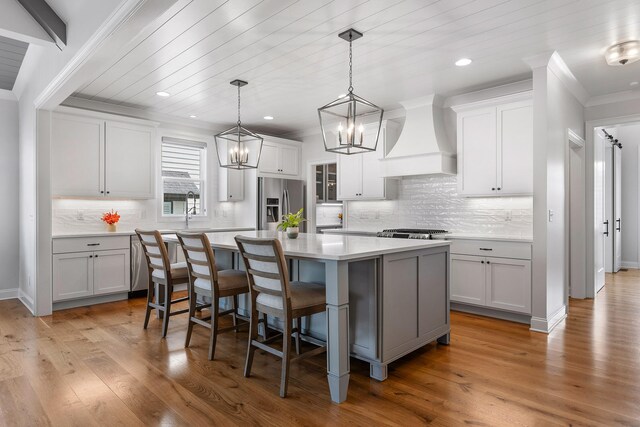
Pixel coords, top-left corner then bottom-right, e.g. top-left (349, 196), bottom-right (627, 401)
top-left (101, 210), bottom-right (120, 232)
top-left (277, 208), bottom-right (306, 239)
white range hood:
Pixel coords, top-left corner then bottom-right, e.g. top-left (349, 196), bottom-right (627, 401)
top-left (381, 95), bottom-right (456, 177)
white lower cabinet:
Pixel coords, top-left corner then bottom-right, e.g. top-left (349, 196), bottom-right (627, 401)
top-left (450, 239), bottom-right (531, 315)
top-left (53, 236), bottom-right (131, 303)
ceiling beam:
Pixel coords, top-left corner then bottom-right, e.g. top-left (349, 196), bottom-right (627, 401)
top-left (16, 0), bottom-right (66, 49)
top-left (0, 0), bottom-right (52, 46)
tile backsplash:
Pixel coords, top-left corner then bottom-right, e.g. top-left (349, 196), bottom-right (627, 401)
top-left (316, 204), bottom-right (343, 226)
top-left (51, 198), bottom-right (236, 233)
top-left (346, 175), bottom-right (532, 237)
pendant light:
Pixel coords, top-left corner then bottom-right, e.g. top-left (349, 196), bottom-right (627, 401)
top-left (318, 28), bottom-right (384, 155)
top-left (215, 79), bottom-right (263, 169)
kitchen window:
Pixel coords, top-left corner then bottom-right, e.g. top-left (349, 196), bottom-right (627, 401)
top-left (161, 137), bottom-right (207, 218)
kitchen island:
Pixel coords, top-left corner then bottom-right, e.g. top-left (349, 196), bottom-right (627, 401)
top-left (165, 231), bottom-right (451, 404)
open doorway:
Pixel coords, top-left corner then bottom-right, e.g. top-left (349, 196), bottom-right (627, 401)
top-left (589, 121), bottom-right (640, 298)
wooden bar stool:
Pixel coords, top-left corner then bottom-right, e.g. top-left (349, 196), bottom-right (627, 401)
top-left (235, 235), bottom-right (327, 398)
top-left (136, 229), bottom-right (190, 338)
top-left (177, 232), bottom-right (251, 360)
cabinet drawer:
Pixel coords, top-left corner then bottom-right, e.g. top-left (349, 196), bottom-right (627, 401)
top-left (53, 236), bottom-right (130, 254)
top-left (449, 239), bottom-right (531, 260)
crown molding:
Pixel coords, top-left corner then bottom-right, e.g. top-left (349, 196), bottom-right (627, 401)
top-left (524, 51), bottom-right (589, 106)
top-left (585, 89), bottom-right (640, 107)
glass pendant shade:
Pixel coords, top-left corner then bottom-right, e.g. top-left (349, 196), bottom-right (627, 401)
top-left (214, 80), bottom-right (263, 169)
top-left (318, 28), bottom-right (384, 155)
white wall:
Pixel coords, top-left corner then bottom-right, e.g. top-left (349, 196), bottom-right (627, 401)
top-left (12, 0), bottom-right (127, 314)
top-left (613, 123), bottom-right (640, 267)
top-left (0, 98), bottom-right (19, 293)
top-left (530, 54), bottom-right (585, 332)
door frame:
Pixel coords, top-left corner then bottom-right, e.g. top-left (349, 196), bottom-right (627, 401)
top-left (586, 114), bottom-right (640, 299)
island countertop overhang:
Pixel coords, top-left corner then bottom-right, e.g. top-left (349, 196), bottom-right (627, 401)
top-left (163, 230), bottom-right (450, 261)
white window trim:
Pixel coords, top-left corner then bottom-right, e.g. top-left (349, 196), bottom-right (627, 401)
top-left (158, 135), bottom-right (210, 223)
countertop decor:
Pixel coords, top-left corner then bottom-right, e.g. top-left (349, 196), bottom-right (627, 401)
top-left (101, 210), bottom-right (120, 232)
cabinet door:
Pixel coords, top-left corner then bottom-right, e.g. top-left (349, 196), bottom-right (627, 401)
top-left (258, 143), bottom-right (279, 174)
top-left (457, 109), bottom-right (497, 196)
top-left (326, 163), bottom-right (337, 202)
top-left (450, 254), bottom-right (486, 305)
top-left (105, 121), bottom-right (154, 198)
top-left (51, 114), bottom-right (104, 197)
top-left (93, 249), bottom-right (131, 295)
top-left (315, 165), bottom-right (325, 203)
top-left (279, 146), bottom-right (299, 176)
top-left (53, 252), bottom-right (94, 301)
top-left (337, 153), bottom-right (362, 200)
top-left (485, 257), bottom-right (531, 314)
top-left (360, 127), bottom-right (386, 199)
top-left (227, 168), bottom-right (244, 201)
top-left (497, 102), bottom-right (533, 195)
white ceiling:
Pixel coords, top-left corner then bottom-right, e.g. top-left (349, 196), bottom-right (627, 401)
top-left (71, 0), bottom-right (640, 136)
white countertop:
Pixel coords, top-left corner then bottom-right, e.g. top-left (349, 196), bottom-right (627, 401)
top-left (163, 230), bottom-right (449, 261)
top-left (52, 227), bottom-right (255, 239)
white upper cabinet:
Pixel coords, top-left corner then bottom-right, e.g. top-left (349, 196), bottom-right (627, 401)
top-left (257, 139), bottom-right (301, 178)
top-left (218, 167), bottom-right (244, 202)
top-left (51, 111), bottom-right (156, 199)
top-left (337, 121), bottom-right (398, 201)
top-left (454, 93), bottom-right (533, 197)
top-left (51, 115), bottom-right (105, 197)
top-left (105, 121), bottom-right (154, 198)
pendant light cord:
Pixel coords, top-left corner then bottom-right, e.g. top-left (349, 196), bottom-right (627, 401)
top-left (348, 36), bottom-right (353, 93)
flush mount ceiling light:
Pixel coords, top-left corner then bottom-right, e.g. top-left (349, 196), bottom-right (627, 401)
top-left (318, 28), bottom-right (384, 155)
top-left (156, 91), bottom-right (170, 97)
top-left (605, 40), bottom-right (640, 66)
top-left (214, 79), bottom-right (263, 170)
top-left (455, 58), bottom-right (472, 66)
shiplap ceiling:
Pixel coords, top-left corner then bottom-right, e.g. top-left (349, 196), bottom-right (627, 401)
top-left (0, 35), bottom-right (28, 90)
top-left (72, 0), bottom-right (640, 135)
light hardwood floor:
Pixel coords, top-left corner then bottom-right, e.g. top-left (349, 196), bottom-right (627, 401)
top-left (1, 271), bottom-right (639, 426)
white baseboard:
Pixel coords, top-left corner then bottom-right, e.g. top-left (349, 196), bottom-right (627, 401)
top-left (0, 288), bottom-right (19, 300)
top-left (530, 305), bottom-right (567, 333)
top-left (621, 261), bottom-right (639, 269)
top-left (18, 289), bottom-right (35, 314)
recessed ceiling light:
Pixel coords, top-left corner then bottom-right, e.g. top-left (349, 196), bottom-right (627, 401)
top-left (455, 58), bottom-right (472, 67)
top-left (631, 81), bottom-right (639, 86)
top-left (189, 114), bottom-right (197, 118)
top-left (263, 115), bottom-right (274, 120)
top-left (156, 91), bottom-right (170, 97)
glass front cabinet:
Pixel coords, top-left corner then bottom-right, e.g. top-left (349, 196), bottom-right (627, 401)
top-left (315, 163), bottom-right (338, 203)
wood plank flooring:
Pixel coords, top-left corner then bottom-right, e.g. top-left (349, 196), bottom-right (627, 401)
top-left (1, 271), bottom-right (639, 426)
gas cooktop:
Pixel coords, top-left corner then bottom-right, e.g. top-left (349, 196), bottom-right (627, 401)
top-left (376, 228), bottom-right (449, 240)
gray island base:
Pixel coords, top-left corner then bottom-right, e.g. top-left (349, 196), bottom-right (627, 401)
top-left (164, 231), bottom-right (451, 404)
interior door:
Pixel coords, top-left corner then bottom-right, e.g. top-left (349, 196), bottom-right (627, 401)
top-left (594, 131), bottom-right (606, 294)
top-left (613, 145), bottom-right (622, 272)
top-left (604, 144), bottom-right (613, 273)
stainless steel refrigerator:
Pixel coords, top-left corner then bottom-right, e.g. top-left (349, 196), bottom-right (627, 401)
top-left (257, 177), bottom-right (306, 232)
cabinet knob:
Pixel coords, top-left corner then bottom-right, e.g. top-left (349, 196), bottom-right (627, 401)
top-left (497, 187), bottom-right (501, 191)
top-left (486, 261), bottom-right (490, 264)
top-left (491, 188), bottom-right (496, 191)
top-left (89, 255), bottom-right (93, 258)
top-left (106, 191), bottom-right (110, 194)
top-left (481, 260), bottom-right (484, 264)
top-left (100, 191), bottom-right (104, 194)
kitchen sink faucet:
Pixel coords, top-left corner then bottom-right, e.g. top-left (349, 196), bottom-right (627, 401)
top-left (185, 191), bottom-right (196, 229)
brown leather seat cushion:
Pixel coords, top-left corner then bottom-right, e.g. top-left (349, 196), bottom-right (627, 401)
top-left (193, 269), bottom-right (249, 295)
top-left (256, 281), bottom-right (325, 311)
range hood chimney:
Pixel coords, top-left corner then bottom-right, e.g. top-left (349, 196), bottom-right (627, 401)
top-left (382, 95), bottom-right (456, 177)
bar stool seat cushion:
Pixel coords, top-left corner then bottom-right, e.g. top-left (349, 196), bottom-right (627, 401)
top-left (193, 269), bottom-right (249, 293)
top-left (152, 261), bottom-right (188, 280)
top-left (256, 281), bottom-right (325, 311)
